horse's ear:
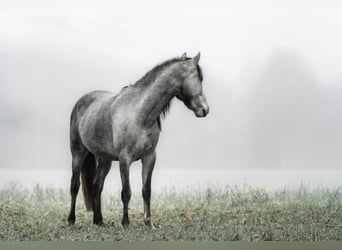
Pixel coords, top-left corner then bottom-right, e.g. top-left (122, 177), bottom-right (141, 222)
top-left (181, 52), bottom-right (187, 60)
top-left (193, 52), bottom-right (201, 65)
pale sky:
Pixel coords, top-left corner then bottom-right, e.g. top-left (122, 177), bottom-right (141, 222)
top-left (1, 1), bottom-right (342, 170)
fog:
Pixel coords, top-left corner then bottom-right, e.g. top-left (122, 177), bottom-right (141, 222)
top-left (1, 1), bottom-right (342, 190)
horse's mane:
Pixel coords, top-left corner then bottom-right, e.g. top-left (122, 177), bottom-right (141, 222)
top-left (134, 57), bottom-right (183, 87)
top-left (134, 56), bottom-right (203, 131)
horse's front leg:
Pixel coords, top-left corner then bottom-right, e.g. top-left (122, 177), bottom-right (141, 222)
top-left (93, 157), bottom-right (111, 225)
top-left (141, 151), bottom-right (156, 228)
top-left (119, 155), bottom-right (132, 227)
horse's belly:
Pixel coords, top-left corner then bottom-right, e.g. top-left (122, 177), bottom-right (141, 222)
top-left (80, 128), bottom-right (119, 160)
top-left (80, 122), bottom-right (158, 161)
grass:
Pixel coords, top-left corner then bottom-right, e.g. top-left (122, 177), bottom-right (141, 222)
top-left (0, 183), bottom-right (341, 241)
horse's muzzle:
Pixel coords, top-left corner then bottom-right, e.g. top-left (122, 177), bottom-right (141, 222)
top-left (195, 106), bottom-right (209, 117)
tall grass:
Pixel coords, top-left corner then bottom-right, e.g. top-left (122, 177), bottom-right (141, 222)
top-left (0, 184), bottom-right (341, 241)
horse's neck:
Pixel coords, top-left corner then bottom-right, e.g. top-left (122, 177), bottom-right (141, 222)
top-left (137, 65), bottom-right (181, 128)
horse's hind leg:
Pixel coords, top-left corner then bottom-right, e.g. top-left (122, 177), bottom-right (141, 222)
top-left (141, 151), bottom-right (156, 228)
top-left (68, 148), bottom-right (88, 225)
top-left (92, 157), bottom-right (111, 225)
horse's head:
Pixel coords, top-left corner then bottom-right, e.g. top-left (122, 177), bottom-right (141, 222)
top-left (176, 52), bottom-right (209, 118)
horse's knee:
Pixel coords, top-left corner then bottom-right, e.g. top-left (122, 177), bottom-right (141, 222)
top-left (121, 189), bottom-right (131, 203)
top-left (142, 186), bottom-right (151, 201)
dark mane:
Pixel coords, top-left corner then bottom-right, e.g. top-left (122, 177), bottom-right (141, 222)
top-left (134, 57), bottom-right (183, 87)
top-left (135, 56), bottom-right (203, 131)
top-left (157, 100), bottom-right (171, 131)
top-left (135, 56), bottom-right (203, 87)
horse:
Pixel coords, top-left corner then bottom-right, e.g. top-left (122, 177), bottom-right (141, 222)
top-left (67, 52), bottom-right (209, 228)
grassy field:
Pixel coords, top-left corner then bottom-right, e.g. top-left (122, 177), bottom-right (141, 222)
top-left (0, 184), bottom-right (341, 241)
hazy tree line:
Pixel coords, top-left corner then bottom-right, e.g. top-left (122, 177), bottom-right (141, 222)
top-left (229, 50), bottom-right (342, 169)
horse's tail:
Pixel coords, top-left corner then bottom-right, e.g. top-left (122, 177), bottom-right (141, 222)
top-left (81, 152), bottom-right (96, 211)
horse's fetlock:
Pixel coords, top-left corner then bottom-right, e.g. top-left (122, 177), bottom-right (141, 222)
top-left (68, 215), bottom-right (75, 225)
top-left (121, 217), bottom-right (130, 228)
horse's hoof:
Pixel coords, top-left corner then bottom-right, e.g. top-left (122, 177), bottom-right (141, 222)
top-left (68, 218), bottom-right (75, 226)
top-left (122, 223), bottom-right (129, 229)
top-left (121, 219), bottom-right (130, 228)
top-left (94, 220), bottom-right (104, 226)
top-left (144, 219), bottom-right (156, 229)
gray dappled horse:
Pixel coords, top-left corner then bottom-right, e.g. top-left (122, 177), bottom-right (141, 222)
top-left (68, 52), bottom-right (209, 228)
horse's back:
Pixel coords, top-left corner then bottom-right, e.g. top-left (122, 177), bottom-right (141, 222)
top-left (70, 90), bottom-right (115, 125)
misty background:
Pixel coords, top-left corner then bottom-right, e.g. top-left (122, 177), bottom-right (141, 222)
top-left (0, 1), bottom-right (341, 190)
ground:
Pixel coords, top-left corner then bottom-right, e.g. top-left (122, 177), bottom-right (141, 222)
top-left (0, 184), bottom-right (341, 241)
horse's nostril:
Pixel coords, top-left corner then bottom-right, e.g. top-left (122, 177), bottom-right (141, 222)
top-left (203, 106), bottom-right (209, 116)
top-left (200, 108), bottom-right (208, 117)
